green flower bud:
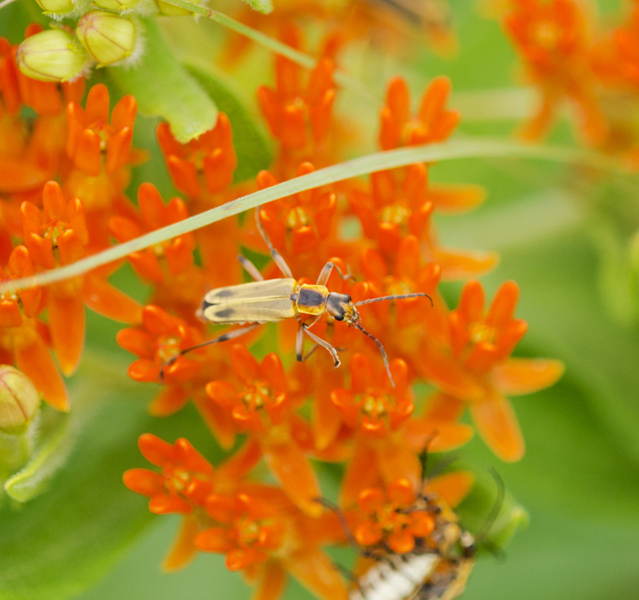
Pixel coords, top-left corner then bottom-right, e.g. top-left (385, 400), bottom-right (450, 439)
top-left (76, 11), bottom-right (137, 66)
top-left (0, 366), bottom-right (40, 435)
top-left (16, 30), bottom-right (91, 83)
top-left (33, 0), bottom-right (75, 15)
top-left (92, 0), bottom-right (142, 11)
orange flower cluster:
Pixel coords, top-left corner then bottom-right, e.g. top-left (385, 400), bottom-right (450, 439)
top-left (116, 29), bottom-right (563, 599)
top-left (0, 28), bottom-right (141, 410)
top-left (503, 0), bottom-right (639, 158)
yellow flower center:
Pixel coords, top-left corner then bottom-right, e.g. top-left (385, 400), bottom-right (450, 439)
top-left (469, 321), bottom-right (495, 345)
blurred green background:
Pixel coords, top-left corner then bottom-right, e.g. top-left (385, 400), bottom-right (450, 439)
top-left (2, 0), bottom-right (639, 599)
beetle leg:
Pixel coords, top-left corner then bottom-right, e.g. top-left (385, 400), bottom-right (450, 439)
top-left (316, 261), bottom-right (355, 287)
top-left (255, 206), bottom-right (294, 278)
top-left (295, 316), bottom-right (322, 362)
top-left (302, 325), bottom-right (341, 368)
top-left (159, 323), bottom-right (261, 382)
top-left (237, 255), bottom-right (264, 281)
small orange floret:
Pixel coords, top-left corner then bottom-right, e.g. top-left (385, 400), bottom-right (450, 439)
top-left (257, 45), bottom-right (336, 151)
top-left (0, 245), bottom-right (41, 327)
top-left (20, 181), bottom-right (88, 269)
top-left (206, 344), bottom-right (289, 433)
top-left (257, 162), bottom-right (337, 255)
top-left (109, 183), bottom-right (195, 283)
top-left (117, 305), bottom-right (203, 385)
top-left (195, 492), bottom-right (285, 570)
top-left (66, 83), bottom-right (137, 176)
top-left (379, 76), bottom-right (460, 151)
top-left (330, 353), bottom-right (414, 436)
top-left (156, 113), bottom-right (237, 199)
top-left (353, 478), bottom-right (435, 554)
top-left (123, 433), bottom-right (215, 514)
top-left (503, 0), bottom-right (606, 143)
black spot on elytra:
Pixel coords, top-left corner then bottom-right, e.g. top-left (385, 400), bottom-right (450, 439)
top-left (215, 308), bottom-right (235, 319)
top-left (213, 289), bottom-right (234, 298)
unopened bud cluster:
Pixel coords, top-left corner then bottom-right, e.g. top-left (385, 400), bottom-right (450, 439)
top-left (16, 10), bottom-right (139, 82)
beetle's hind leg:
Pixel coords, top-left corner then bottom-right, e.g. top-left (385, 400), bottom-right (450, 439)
top-left (237, 255), bottom-right (264, 281)
top-left (255, 206), bottom-right (294, 279)
top-left (301, 324), bottom-right (341, 368)
top-left (159, 323), bottom-right (261, 382)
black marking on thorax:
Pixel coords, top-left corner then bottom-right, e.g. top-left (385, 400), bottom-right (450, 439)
top-left (297, 288), bottom-right (328, 309)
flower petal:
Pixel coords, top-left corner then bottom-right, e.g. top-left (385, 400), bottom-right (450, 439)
top-left (492, 358), bottom-right (565, 396)
top-left (161, 515), bottom-right (200, 573)
top-left (469, 389), bottom-right (525, 462)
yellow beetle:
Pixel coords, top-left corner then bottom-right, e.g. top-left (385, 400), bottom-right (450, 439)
top-left (164, 207), bottom-right (431, 386)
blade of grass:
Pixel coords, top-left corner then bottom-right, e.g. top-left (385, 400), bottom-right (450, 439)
top-left (0, 138), bottom-right (622, 293)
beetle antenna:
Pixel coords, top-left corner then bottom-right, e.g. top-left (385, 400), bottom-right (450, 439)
top-left (355, 323), bottom-right (395, 387)
top-left (355, 293), bottom-right (433, 308)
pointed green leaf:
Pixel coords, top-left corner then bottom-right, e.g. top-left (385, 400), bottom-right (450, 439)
top-left (109, 18), bottom-right (218, 143)
top-left (183, 60), bottom-right (273, 183)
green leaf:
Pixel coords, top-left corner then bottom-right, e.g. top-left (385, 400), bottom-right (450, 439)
top-left (183, 60), bottom-right (273, 183)
top-left (109, 18), bottom-right (218, 143)
top-left (240, 0), bottom-right (273, 13)
top-left (0, 351), bottom-right (225, 600)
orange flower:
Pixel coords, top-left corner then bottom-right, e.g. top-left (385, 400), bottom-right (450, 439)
top-left (353, 478), bottom-right (435, 553)
top-left (379, 76), bottom-right (460, 151)
top-left (503, 0), bottom-right (607, 143)
top-left (206, 344), bottom-right (290, 433)
top-left (123, 433), bottom-right (215, 514)
top-left (66, 83), bottom-right (136, 177)
top-left (196, 492), bottom-right (285, 570)
top-left (0, 245), bottom-right (41, 327)
top-left (256, 162), bottom-right (337, 256)
top-left (330, 353), bottom-right (414, 437)
top-left (257, 26), bottom-right (336, 175)
top-left (117, 304), bottom-right (204, 385)
top-left (156, 113), bottom-right (237, 200)
top-left (109, 183), bottom-right (196, 284)
top-left (418, 280), bottom-right (564, 461)
top-left (208, 344), bottom-right (321, 517)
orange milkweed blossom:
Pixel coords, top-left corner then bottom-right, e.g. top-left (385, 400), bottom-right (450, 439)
top-left (156, 114), bottom-right (237, 201)
top-left (353, 478), bottom-right (436, 553)
top-left (64, 83), bottom-right (140, 249)
top-left (155, 115), bottom-right (243, 285)
top-left (20, 181), bottom-right (141, 376)
top-left (206, 344), bottom-right (323, 518)
top-left (254, 162), bottom-right (339, 272)
top-left (418, 279), bottom-right (564, 461)
top-left (332, 353), bottom-right (474, 505)
top-left (257, 26), bottom-right (336, 176)
top-left (125, 434), bottom-right (348, 600)
top-left (502, 0), bottom-right (607, 143)
top-left (350, 76), bottom-right (495, 276)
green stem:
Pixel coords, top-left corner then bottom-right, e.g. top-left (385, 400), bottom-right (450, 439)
top-left (0, 138), bottom-right (622, 293)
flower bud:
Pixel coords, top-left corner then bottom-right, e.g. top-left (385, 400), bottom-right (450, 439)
top-left (33, 0), bottom-right (75, 15)
top-left (92, 0), bottom-right (142, 11)
top-left (76, 11), bottom-right (137, 66)
top-left (16, 30), bottom-right (91, 83)
top-left (0, 366), bottom-right (40, 435)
